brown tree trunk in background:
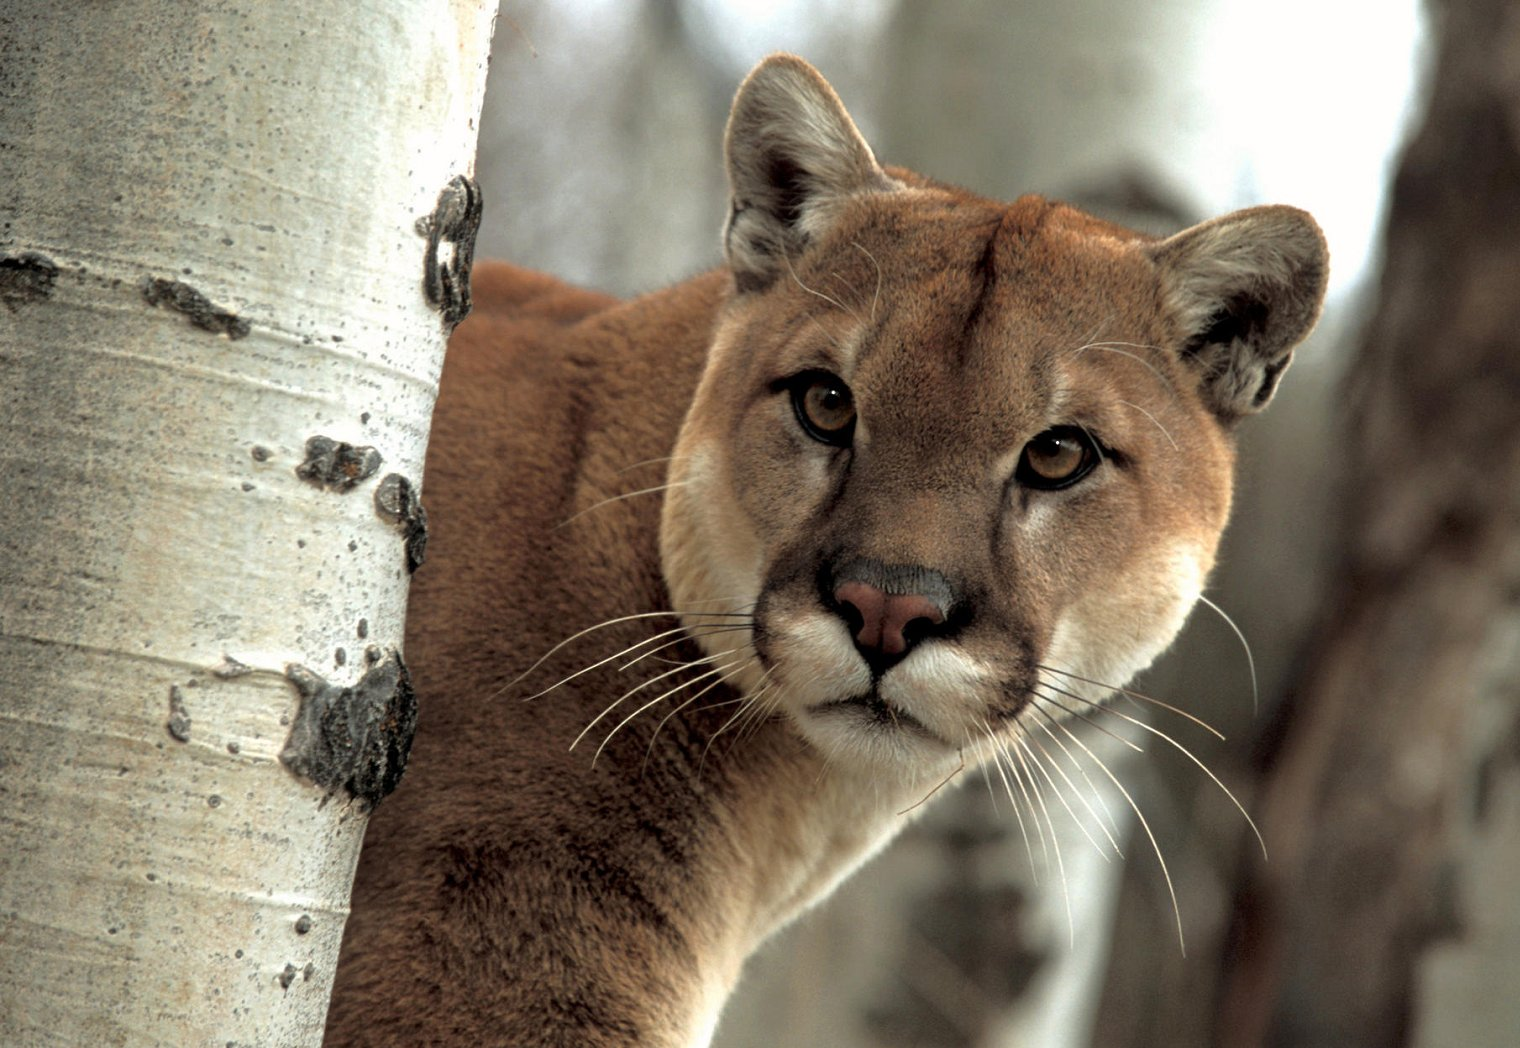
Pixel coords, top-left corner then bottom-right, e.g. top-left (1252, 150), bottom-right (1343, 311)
top-left (1213, 1), bottom-right (1520, 1045)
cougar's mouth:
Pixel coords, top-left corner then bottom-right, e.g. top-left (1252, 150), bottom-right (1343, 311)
top-left (808, 690), bottom-right (944, 743)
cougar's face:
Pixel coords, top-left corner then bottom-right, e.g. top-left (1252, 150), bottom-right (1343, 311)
top-left (661, 195), bottom-right (1237, 775)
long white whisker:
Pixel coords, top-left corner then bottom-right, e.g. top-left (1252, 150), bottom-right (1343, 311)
top-left (851, 240), bottom-right (883, 324)
top-left (700, 696), bottom-right (761, 775)
top-left (990, 723), bottom-right (1049, 878)
top-left (803, 310), bottom-right (849, 353)
top-left (1031, 703), bottom-right (1186, 954)
top-left (1036, 664), bottom-right (1225, 741)
top-left (897, 751), bottom-right (966, 816)
top-left (623, 654), bottom-right (767, 769)
top-left (720, 678), bottom-right (774, 745)
top-left (1196, 594), bottom-right (1260, 714)
top-left (963, 727), bottom-right (1001, 814)
top-left (501, 606), bottom-right (750, 696)
top-left (1030, 712), bottom-right (1125, 855)
top-left (982, 720), bottom-right (1038, 878)
top-left (1015, 736), bottom-right (1076, 946)
top-left (675, 693), bottom-right (748, 719)
top-left (645, 686), bottom-right (756, 775)
top-left (615, 453), bottom-right (687, 475)
top-left (618, 623), bottom-right (753, 671)
top-left (1026, 688), bottom-right (1146, 753)
top-left (1117, 398), bottom-right (1179, 450)
top-left (1070, 341), bottom-right (1178, 398)
top-left (978, 746), bottom-right (1001, 813)
top-left (783, 249), bottom-right (861, 322)
top-left (592, 659), bottom-right (749, 765)
top-left (572, 658), bottom-right (716, 753)
top-left (505, 619), bottom-right (672, 698)
top-left (1040, 682), bottom-right (1265, 860)
top-left (1022, 731), bottom-right (1119, 860)
top-left (1082, 339), bottom-right (1166, 354)
top-left (522, 624), bottom-right (696, 701)
top-left (557, 479), bottom-right (690, 529)
top-left (733, 681), bottom-right (783, 745)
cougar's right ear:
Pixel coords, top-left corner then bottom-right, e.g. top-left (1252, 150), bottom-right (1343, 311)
top-left (1151, 205), bottom-right (1329, 423)
top-left (723, 54), bottom-right (898, 293)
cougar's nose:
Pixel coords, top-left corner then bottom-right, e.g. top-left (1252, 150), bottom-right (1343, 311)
top-left (831, 560), bottom-right (953, 673)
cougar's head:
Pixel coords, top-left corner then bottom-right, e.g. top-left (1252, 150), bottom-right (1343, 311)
top-left (660, 55), bottom-right (1327, 777)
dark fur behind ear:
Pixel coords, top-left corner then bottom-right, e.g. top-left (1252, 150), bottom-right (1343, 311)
top-left (723, 55), bottom-right (898, 292)
top-left (1151, 205), bottom-right (1329, 421)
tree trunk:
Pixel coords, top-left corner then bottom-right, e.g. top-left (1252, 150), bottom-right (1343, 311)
top-left (1213, 0), bottom-right (1520, 1043)
top-left (0, 3), bottom-right (497, 1045)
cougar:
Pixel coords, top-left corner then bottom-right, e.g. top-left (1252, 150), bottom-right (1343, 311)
top-left (325, 54), bottom-right (1327, 1047)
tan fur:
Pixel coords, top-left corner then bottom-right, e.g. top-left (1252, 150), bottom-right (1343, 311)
top-left (326, 56), bottom-right (1326, 1048)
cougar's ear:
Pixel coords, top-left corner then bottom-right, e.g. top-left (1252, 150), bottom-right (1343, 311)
top-left (1151, 205), bottom-right (1329, 422)
top-left (723, 54), bottom-right (898, 293)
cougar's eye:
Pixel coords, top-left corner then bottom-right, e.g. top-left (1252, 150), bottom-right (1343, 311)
top-left (788, 370), bottom-right (856, 447)
top-left (1016, 426), bottom-right (1099, 489)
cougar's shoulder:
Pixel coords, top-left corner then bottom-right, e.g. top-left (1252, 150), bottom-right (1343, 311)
top-left (327, 262), bottom-right (745, 1048)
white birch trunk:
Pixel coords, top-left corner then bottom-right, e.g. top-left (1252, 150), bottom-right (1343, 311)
top-left (0, 3), bottom-right (498, 1044)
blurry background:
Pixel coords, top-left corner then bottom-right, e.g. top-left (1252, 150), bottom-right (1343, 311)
top-left (468, 2), bottom-right (1520, 1046)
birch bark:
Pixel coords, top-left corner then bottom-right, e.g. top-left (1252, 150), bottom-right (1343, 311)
top-left (0, 3), bottom-right (497, 1044)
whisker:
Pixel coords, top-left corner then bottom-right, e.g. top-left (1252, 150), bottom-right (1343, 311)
top-left (644, 688), bottom-right (752, 775)
top-left (1022, 731), bottom-right (1120, 860)
top-left (850, 240), bottom-right (883, 324)
top-left (1082, 339), bottom-right (1166, 355)
top-left (720, 681), bottom-right (773, 744)
top-left (1030, 704), bottom-right (1186, 954)
top-left (557, 479), bottom-right (690, 529)
top-left (1009, 735), bottom-right (1059, 870)
top-left (503, 604), bottom-right (753, 697)
top-left (733, 672), bottom-right (777, 729)
top-left (977, 741), bottom-right (1001, 813)
top-left (699, 690), bottom-right (766, 776)
top-left (986, 720), bottom-right (1046, 880)
top-left (1196, 594), bottom-right (1260, 715)
top-left (1036, 664), bottom-right (1225, 741)
top-left (641, 653), bottom-right (716, 667)
top-left (1117, 398), bottom-right (1179, 450)
top-left (521, 623), bottom-right (696, 701)
top-left (982, 722), bottom-right (1039, 879)
top-left (510, 605), bottom-right (747, 673)
top-left (672, 693), bottom-right (748, 721)
top-left (897, 751), bottom-right (967, 816)
top-left (615, 453), bottom-right (686, 475)
top-left (733, 682), bottom-right (782, 744)
top-left (827, 272), bottom-right (857, 315)
top-left (571, 658), bottom-right (717, 754)
top-left (1025, 688), bottom-right (1146, 753)
top-left (783, 249), bottom-right (861, 322)
top-left (1028, 711), bottom-right (1124, 855)
top-left (1038, 682), bottom-right (1265, 860)
top-left (804, 310), bottom-right (849, 353)
top-left (592, 658), bottom-right (753, 766)
top-left (1070, 341), bottom-right (1178, 399)
top-left (1014, 735), bottom-right (1076, 945)
top-left (618, 623), bottom-right (754, 671)
top-left (503, 613), bottom-right (687, 696)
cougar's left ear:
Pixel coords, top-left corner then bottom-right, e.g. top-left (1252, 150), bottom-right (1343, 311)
top-left (1150, 205), bottom-right (1329, 422)
top-left (724, 54), bottom-right (898, 293)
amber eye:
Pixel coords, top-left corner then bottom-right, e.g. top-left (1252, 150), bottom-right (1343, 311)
top-left (1016, 426), bottom-right (1100, 489)
top-left (789, 371), bottom-right (856, 447)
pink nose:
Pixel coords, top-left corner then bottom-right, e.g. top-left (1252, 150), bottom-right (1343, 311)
top-left (833, 580), bottom-right (946, 658)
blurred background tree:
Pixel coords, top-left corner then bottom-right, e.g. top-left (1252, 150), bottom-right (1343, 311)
top-left (1207, 0), bottom-right (1520, 1045)
top-left (461, 2), bottom-right (1516, 1046)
